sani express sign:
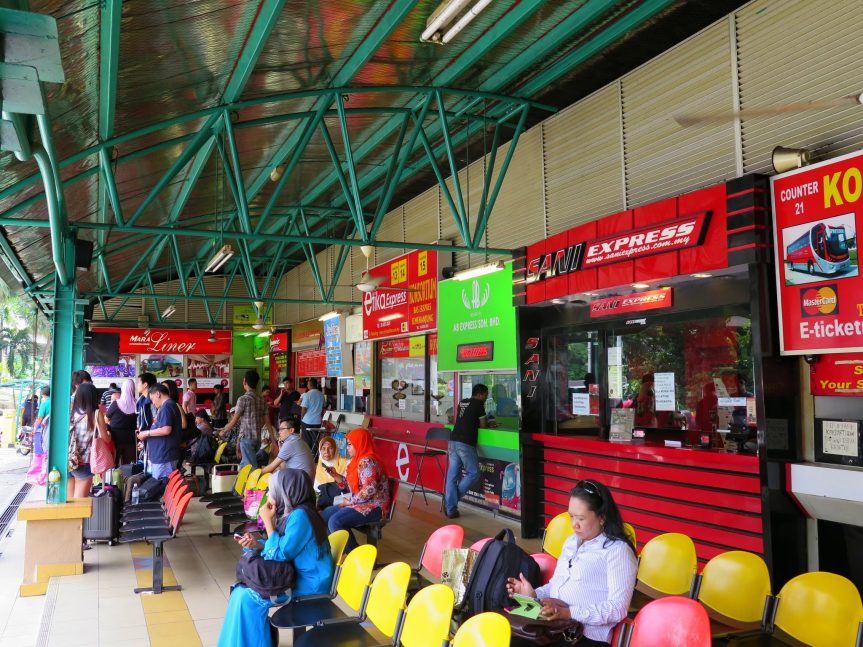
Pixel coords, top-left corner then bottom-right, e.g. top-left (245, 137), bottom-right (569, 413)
top-left (438, 263), bottom-right (517, 371)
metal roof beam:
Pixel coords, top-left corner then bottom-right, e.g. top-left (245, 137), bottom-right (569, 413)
top-left (71, 290), bottom-right (358, 307)
top-left (244, 0), bottom-right (420, 202)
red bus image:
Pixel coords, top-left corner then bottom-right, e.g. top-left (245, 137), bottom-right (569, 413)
top-left (785, 223), bottom-right (851, 275)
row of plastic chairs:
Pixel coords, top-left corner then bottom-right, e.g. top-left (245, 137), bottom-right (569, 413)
top-left (270, 538), bottom-right (510, 646)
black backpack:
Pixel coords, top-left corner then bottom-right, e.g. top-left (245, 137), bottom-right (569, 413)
top-left (235, 550), bottom-right (296, 599)
top-left (463, 528), bottom-right (541, 616)
top-left (190, 434), bottom-right (215, 464)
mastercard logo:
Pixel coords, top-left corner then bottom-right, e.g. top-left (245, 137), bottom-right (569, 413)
top-left (800, 285), bottom-right (838, 317)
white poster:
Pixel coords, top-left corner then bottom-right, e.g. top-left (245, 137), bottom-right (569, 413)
top-left (607, 365), bottom-right (623, 400)
top-left (654, 372), bottom-right (676, 411)
top-left (572, 393), bottom-right (591, 416)
top-left (718, 397), bottom-right (747, 407)
top-left (823, 420), bottom-right (859, 457)
top-left (608, 346), bottom-right (622, 366)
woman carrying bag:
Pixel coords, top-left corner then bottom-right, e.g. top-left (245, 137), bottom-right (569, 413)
top-left (68, 383), bottom-right (110, 498)
top-left (217, 468), bottom-right (334, 647)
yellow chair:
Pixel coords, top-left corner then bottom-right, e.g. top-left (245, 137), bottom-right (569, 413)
top-left (452, 611), bottom-right (512, 647)
top-left (244, 468), bottom-right (262, 491)
top-left (293, 562), bottom-right (412, 647)
top-left (697, 551), bottom-right (771, 633)
top-left (213, 440), bottom-right (227, 463)
top-left (542, 511), bottom-right (574, 559)
top-left (635, 533), bottom-right (697, 599)
top-left (256, 472), bottom-right (270, 490)
top-left (623, 522), bottom-right (637, 551)
top-left (270, 543), bottom-right (378, 632)
top-left (771, 571), bottom-right (863, 647)
top-left (329, 529), bottom-right (350, 566)
top-left (399, 584), bottom-right (455, 647)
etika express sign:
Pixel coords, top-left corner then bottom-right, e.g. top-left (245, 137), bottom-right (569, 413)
top-left (771, 150), bottom-right (863, 354)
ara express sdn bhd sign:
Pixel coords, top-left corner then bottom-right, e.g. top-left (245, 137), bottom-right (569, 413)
top-left (771, 150), bottom-right (863, 354)
top-left (437, 263), bottom-right (517, 371)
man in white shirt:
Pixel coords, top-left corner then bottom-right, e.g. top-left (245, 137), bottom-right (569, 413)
top-left (182, 378), bottom-right (198, 416)
top-left (300, 377), bottom-right (325, 458)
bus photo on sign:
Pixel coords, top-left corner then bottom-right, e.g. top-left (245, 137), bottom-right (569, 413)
top-left (781, 213), bottom-right (857, 285)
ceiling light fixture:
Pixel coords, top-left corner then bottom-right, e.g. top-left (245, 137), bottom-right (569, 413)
top-left (208, 329), bottom-right (217, 343)
top-left (551, 298), bottom-right (565, 305)
top-left (771, 146), bottom-right (811, 174)
top-left (252, 300), bottom-right (267, 330)
top-left (454, 260), bottom-right (504, 281)
top-left (632, 283), bottom-right (650, 289)
top-left (420, 0), bottom-right (490, 44)
top-left (161, 304), bottom-right (176, 319)
top-left (318, 310), bottom-right (341, 322)
top-left (691, 273), bottom-right (713, 279)
top-left (205, 244), bottom-right (234, 273)
top-left (269, 166), bottom-right (283, 183)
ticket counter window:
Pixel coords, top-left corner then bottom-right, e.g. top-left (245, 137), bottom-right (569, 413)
top-left (545, 331), bottom-right (601, 434)
top-left (377, 336), bottom-right (429, 422)
top-left (460, 372), bottom-right (520, 430)
top-left (431, 364), bottom-right (455, 425)
top-left (609, 313), bottom-right (755, 435)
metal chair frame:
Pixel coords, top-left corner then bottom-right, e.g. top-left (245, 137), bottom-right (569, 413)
top-left (407, 427), bottom-right (449, 511)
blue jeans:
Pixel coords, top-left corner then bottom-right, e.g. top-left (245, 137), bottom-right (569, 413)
top-left (445, 441), bottom-right (480, 514)
top-left (321, 505), bottom-right (383, 552)
top-left (239, 437), bottom-right (259, 470)
top-left (148, 461), bottom-right (174, 479)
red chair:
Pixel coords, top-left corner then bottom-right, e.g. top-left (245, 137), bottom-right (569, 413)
top-left (531, 552), bottom-right (557, 585)
top-left (417, 524), bottom-right (465, 580)
top-left (625, 596), bottom-right (711, 647)
top-left (470, 537), bottom-right (493, 552)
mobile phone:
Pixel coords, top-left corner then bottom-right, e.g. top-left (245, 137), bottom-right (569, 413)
top-left (233, 533), bottom-right (243, 540)
top-left (324, 464), bottom-right (336, 475)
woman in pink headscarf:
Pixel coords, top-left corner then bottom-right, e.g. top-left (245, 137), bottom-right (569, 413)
top-left (106, 378), bottom-right (138, 465)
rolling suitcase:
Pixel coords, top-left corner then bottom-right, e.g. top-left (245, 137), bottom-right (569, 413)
top-left (83, 484), bottom-right (121, 545)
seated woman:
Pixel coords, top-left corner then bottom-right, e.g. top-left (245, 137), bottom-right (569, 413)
top-left (314, 436), bottom-right (348, 490)
top-left (321, 428), bottom-right (389, 553)
top-left (218, 468), bottom-right (334, 647)
top-left (506, 480), bottom-right (637, 647)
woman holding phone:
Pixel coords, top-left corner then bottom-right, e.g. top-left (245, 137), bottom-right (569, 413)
top-left (217, 468), bottom-right (333, 647)
top-left (505, 480), bottom-right (637, 647)
top-left (314, 436), bottom-right (348, 489)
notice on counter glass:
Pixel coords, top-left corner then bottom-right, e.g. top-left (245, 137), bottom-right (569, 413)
top-left (608, 346), bottom-right (622, 366)
top-left (607, 365), bottom-right (623, 400)
top-left (823, 420), bottom-right (859, 457)
top-left (654, 372), bottom-right (675, 411)
top-left (718, 397), bottom-right (747, 407)
top-left (572, 393), bottom-right (591, 416)
top-left (609, 408), bottom-right (634, 443)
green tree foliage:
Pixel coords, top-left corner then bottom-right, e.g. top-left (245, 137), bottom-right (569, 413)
top-left (0, 293), bottom-right (50, 379)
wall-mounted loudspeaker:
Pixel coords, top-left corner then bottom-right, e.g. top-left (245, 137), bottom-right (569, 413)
top-left (75, 239), bottom-right (94, 269)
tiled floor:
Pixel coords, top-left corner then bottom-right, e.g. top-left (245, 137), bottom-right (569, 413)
top-left (0, 486), bottom-right (539, 647)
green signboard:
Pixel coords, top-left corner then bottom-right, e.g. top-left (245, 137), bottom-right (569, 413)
top-left (437, 263), bottom-right (517, 371)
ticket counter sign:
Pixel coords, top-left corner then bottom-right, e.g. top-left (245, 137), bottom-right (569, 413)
top-left (810, 353), bottom-right (863, 396)
top-left (771, 150), bottom-right (863, 354)
top-left (362, 249), bottom-right (437, 340)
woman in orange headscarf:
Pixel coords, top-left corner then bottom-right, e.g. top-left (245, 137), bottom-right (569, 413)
top-left (321, 428), bottom-right (390, 553)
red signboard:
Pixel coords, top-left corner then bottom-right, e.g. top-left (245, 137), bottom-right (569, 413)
top-left (378, 338), bottom-right (412, 358)
top-left (771, 150), bottom-right (863, 354)
top-left (296, 348), bottom-right (326, 376)
top-left (269, 332), bottom-right (289, 353)
top-left (589, 288), bottom-right (673, 318)
top-left (363, 249), bottom-right (437, 340)
top-left (810, 353), bottom-right (863, 396)
top-left (93, 327), bottom-right (232, 355)
top-left (522, 184), bottom-right (728, 305)
top-left (457, 342), bottom-right (494, 362)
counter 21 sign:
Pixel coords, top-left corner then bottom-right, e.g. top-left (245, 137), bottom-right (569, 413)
top-left (771, 149), bottom-right (863, 354)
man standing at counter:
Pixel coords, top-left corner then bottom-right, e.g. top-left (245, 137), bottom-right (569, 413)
top-left (445, 383), bottom-right (490, 519)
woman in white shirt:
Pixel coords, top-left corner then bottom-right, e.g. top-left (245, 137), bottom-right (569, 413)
top-left (507, 479), bottom-right (637, 647)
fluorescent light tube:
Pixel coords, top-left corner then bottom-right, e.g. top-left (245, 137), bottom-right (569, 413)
top-left (318, 311), bottom-right (340, 321)
top-left (454, 260), bottom-right (504, 281)
top-left (441, 0), bottom-right (493, 43)
top-left (421, 0), bottom-right (473, 42)
top-left (205, 244), bottom-right (234, 273)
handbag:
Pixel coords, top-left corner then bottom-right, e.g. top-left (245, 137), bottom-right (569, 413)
top-left (440, 548), bottom-right (478, 607)
top-left (506, 600), bottom-right (584, 645)
top-left (68, 416), bottom-right (82, 472)
top-left (90, 427), bottom-right (115, 476)
top-left (235, 549), bottom-right (295, 599)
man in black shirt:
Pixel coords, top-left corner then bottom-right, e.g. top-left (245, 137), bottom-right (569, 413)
top-left (445, 383), bottom-right (490, 519)
top-left (274, 376), bottom-right (301, 422)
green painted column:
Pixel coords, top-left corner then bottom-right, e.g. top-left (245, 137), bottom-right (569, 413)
top-left (46, 238), bottom-right (76, 503)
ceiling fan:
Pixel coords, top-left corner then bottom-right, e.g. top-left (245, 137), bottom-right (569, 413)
top-left (355, 245), bottom-right (416, 293)
top-left (673, 91), bottom-right (863, 126)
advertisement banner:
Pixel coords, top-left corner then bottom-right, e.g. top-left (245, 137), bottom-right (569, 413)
top-left (296, 348), bottom-right (326, 376)
top-left (292, 320), bottom-right (323, 350)
top-left (86, 354), bottom-right (137, 388)
top-left (771, 151), bottom-right (863, 354)
top-left (139, 353), bottom-right (184, 378)
top-left (438, 264), bottom-right (517, 371)
top-left (589, 287), bottom-right (672, 318)
top-left (93, 327), bottom-right (232, 355)
top-left (362, 249), bottom-right (437, 340)
top-left (810, 353), bottom-right (863, 396)
top-left (233, 304), bottom-right (272, 327)
top-left (185, 354), bottom-right (231, 388)
top-left (269, 332), bottom-right (289, 353)
top-left (323, 316), bottom-right (344, 377)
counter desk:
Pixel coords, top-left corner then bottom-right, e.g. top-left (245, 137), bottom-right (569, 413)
top-left (524, 434), bottom-right (762, 564)
top-left (369, 417), bottom-right (522, 517)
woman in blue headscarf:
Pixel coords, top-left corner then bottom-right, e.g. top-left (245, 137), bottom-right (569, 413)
top-left (217, 468), bottom-right (334, 647)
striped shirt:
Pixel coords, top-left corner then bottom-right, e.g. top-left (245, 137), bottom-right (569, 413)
top-left (535, 532), bottom-right (637, 644)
